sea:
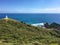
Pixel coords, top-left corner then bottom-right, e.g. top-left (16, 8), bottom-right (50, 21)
top-left (0, 13), bottom-right (60, 24)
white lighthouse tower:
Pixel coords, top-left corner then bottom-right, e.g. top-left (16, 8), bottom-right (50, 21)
top-left (6, 15), bottom-right (8, 19)
top-left (4, 15), bottom-right (9, 20)
top-left (5, 15), bottom-right (8, 19)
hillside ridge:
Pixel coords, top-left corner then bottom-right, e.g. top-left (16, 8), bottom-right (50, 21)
top-left (0, 18), bottom-right (60, 45)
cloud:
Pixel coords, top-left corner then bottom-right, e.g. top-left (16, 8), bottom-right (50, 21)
top-left (0, 8), bottom-right (60, 13)
top-left (30, 8), bottom-right (60, 13)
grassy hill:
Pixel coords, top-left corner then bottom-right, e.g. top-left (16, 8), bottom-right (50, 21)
top-left (0, 18), bottom-right (60, 45)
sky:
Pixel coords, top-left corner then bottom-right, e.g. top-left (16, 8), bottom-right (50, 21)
top-left (0, 0), bottom-right (60, 13)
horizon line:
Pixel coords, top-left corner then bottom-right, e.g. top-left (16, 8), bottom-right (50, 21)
top-left (2, 12), bottom-right (59, 14)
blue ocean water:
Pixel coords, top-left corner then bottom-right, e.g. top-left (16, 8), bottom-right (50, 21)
top-left (0, 13), bottom-right (60, 24)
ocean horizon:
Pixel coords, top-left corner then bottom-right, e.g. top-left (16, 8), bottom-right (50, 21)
top-left (0, 13), bottom-right (60, 24)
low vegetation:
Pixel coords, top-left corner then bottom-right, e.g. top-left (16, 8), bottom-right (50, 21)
top-left (0, 18), bottom-right (60, 45)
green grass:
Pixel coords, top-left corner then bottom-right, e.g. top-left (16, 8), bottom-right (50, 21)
top-left (50, 43), bottom-right (58, 45)
top-left (0, 18), bottom-right (60, 45)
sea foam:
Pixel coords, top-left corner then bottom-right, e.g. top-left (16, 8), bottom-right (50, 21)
top-left (31, 23), bottom-right (45, 27)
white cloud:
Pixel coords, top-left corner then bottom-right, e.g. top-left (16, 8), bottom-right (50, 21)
top-left (0, 8), bottom-right (60, 13)
top-left (30, 8), bottom-right (60, 13)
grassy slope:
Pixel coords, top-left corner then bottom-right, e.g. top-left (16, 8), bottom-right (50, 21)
top-left (0, 18), bottom-right (60, 45)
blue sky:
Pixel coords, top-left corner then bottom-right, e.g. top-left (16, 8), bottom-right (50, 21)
top-left (0, 0), bottom-right (60, 13)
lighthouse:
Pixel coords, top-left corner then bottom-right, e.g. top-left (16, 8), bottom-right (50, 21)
top-left (4, 15), bottom-right (9, 20)
top-left (6, 15), bottom-right (8, 18)
top-left (5, 15), bottom-right (8, 19)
